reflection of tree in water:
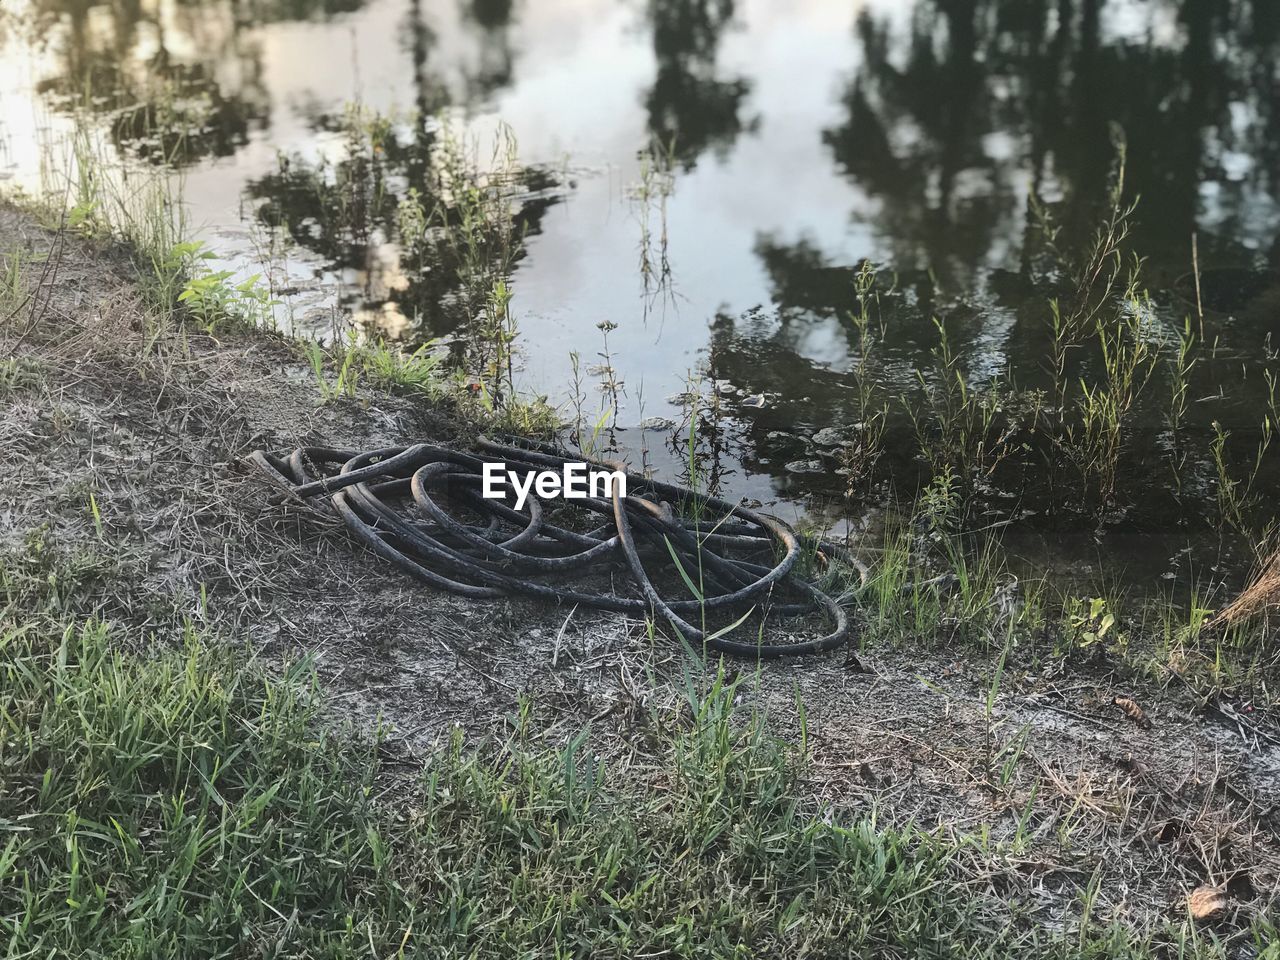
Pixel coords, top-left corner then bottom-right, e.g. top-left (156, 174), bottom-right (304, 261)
top-left (643, 0), bottom-right (756, 167)
top-left (745, 0), bottom-right (1280, 433)
top-left (752, 233), bottom-right (963, 364)
top-left (237, 0), bottom-right (367, 19)
top-left (724, 0), bottom-right (1280, 532)
top-left (26, 0), bottom-right (285, 164)
top-left (458, 0), bottom-right (516, 101)
top-left (468, 0), bottom-right (512, 28)
top-left (246, 117), bottom-right (561, 344)
top-left (823, 0), bottom-right (1280, 277)
top-left (823, 2), bottom-right (1003, 280)
top-left (402, 0), bottom-right (448, 156)
top-left (401, 0), bottom-right (516, 123)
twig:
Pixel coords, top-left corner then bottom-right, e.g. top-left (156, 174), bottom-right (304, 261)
top-left (552, 604), bottom-right (577, 669)
top-left (1191, 231), bottom-right (1205, 341)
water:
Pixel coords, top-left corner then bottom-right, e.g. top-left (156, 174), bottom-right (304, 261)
top-left (2, 0), bottom-right (1279, 586)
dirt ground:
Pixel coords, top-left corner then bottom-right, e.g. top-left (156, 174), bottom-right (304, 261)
top-left (2, 206), bottom-right (1276, 947)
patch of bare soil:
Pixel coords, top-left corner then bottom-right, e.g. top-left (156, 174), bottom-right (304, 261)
top-left (1, 207), bottom-right (1276, 944)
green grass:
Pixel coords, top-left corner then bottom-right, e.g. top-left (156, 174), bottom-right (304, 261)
top-left (0, 357), bottom-right (45, 396)
top-left (2, 245), bottom-right (30, 317)
top-left (1, 543), bottom-right (1275, 958)
top-left (299, 330), bottom-right (560, 436)
top-left (358, 338), bottom-right (445, 394)
top-left (840, 488), bottom-right (1279, 696)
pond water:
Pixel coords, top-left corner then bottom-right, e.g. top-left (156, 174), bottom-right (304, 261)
top-left (2, 0), bottom-right (1279, 588)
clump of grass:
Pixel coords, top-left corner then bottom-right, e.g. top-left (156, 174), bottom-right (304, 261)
top-left (29, 113), bottom-right (274, 339)
top-left (1101, 577), bottom-right (1280, 693)
top-left (252, 109), bottom-right (554, 425)
top-left (0, 356), bottom-right (44, 395)
top-left (832, 135), bottom-right (1275, 681)
top-left (56, 123), bottom-right (187, 289)
top-left (851, 485), bottom-right (1280, 692)
top-left (304, 336), bottom-right (363, 401)
top-left (855, 471), bottom-right (1036, 650)
top-left (1, 244), bottom-right (30, 316)
top-left (479, 388), bottom-right (560, 437)
top-left (905, 317), bottom-right (1018, 484)
top-left (842, 135), bottom-right (1247, 525)
top-left (360, 337), bottom-right (446, 393)
top-left (1209, 417), bottom-right (1275, 538)
top-left (839, 262), bottom-right (888, 497)
top-left (298, 326), bottom-right (560, 434)
top-left (25, 105), bottom-right (556, 431)
top-left (1062, 269), bottom-right (1157, 505)
top-left (304, 332), bottom-right (439, 404)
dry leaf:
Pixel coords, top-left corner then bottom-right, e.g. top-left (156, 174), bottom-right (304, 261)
top-left (1113, 696), bottom-right (1150, 727)
top-left (1188, 884), bottom-right (1227, 920)
top-left (1117, 753), bottom-right (1150, 778)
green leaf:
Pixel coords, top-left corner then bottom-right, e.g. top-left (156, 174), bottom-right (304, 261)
top-left (662, 536), bottom-right (703, 603)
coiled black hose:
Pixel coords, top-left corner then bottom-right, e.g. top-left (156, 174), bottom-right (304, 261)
top-left (247, 436), bottom-right (860, 658)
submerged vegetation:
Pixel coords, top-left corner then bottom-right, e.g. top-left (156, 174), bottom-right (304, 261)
top-left (802, 142), bottom-right (1277, 539)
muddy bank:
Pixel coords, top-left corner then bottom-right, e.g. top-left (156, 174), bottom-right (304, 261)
top-left (1, 206), bottom-right (1277, 944)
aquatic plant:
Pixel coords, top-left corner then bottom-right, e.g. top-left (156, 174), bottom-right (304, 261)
top-left (1062, 267), bottom-right (1156, 506)
top-left (630, 136), bottom-right (677, 307)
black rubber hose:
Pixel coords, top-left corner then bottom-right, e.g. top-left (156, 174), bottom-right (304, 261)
top-left (247, 437), bottom-right (860, 658)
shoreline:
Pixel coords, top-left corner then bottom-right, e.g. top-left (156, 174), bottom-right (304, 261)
top-left (2, 201), bottom-right (1279, 953)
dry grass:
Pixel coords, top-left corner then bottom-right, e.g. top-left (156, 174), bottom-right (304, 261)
top-left (1212, 548), bottom-right (1280, 629)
